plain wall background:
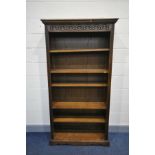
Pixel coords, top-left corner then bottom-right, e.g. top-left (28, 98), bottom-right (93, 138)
top-left (26, 0), bottom-right (129, 126)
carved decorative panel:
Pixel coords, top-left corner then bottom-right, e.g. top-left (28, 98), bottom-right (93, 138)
top-left (47, 24), bottom-right (113, 32)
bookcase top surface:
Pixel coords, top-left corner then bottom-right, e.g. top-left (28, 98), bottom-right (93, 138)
top-left (41, 18), bottom-right (118, 24)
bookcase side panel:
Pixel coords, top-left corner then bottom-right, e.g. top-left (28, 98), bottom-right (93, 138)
top-left (45, 26), bottom-right (54, 140)
top-left (105, 25), bottom-right (115, 140)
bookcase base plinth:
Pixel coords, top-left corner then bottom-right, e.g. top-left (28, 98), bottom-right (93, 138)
top-left (50, 139), bottom-right (110, 146)
top-left (50, 132), bottom-right (110, 146)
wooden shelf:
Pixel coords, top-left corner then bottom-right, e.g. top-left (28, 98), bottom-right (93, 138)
top-left (53, 132), bottom-right (106, 143)
top-left (50, 69), bottom-right (109, 74)
top-left (50, 83), bottom-right (108, 87)
top-left (49, 48), bottom-right (110, 53)
top-left (53, 117), bottom-right (106, 123)
top-left (52, 102), bottom-right (106, 109)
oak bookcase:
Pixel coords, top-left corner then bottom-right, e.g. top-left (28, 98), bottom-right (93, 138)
top-left (41, 19), bottom-right (118, 146)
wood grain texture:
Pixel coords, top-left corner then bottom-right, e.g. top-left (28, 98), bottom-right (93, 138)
top-left (49, 48), bottom-right (110, 53)
top-left (50, 69), bottom-right (109, 74)
top-left (49, 32), bottom-right (110, 50)
top-left (51, 74), bottom-right (108, 83)
top-left (53, 117), bottom-right (106, 123)
top-left (52, 87), bottom-right (107, 102)
top-left (41, 18), bottom-right (118, 24)
top-left (53, 132), bottom-right (106, 142)
top-left (52, 102), bottom-right (106, 109)
top-left (51, 140), bottom-right (109, 146)
top-left (50, 83), bottom-right (108, 87)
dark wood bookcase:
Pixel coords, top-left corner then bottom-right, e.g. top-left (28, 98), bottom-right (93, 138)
top-left (41, 19), bottom-right (118, 146)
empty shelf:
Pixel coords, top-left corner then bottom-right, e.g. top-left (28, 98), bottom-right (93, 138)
top-left (53, 117), bottom-right (106, 123)
top-left (49, 48), bottom-right (110, 53)
top-left (53, 132), bottom-right (106, 142)
top-left (50, 83), bottom-right (108, 87)
top-left (50, 69), bottom-right (109, 74)
top-left (52, 102), bottom-right (106, 109)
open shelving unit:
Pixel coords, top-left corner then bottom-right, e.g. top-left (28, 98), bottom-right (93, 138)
top-left (41, 18), bottom-right (118, 146)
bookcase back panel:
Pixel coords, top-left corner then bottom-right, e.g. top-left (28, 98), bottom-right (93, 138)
top-left (49, 32), bottom-right (110, 50)
top-left (51, 74), bottom-right (108, 83)
top-left (51, 52), bottom-right (109, 69)
top-left (54, 123), bottom-right (105, 132)
top-left (52, 87), bottom-right (107, 102)
top-left (53, 109), bottom-right (106, 117)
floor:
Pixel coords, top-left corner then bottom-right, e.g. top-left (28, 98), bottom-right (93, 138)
top-left (26, 132), bottom-right (129, 155)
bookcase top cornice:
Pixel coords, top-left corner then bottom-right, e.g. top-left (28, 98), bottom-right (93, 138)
top-left (41, 18), bottom-right (118, 25)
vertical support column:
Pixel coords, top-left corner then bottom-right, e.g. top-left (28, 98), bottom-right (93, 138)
top-left (45, 26), bottom-right (54, 141)
top-left (105, 25), bottom-right (115, 140)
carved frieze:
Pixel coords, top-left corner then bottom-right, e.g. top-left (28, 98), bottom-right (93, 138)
top-left (47, 24), bottom-right (112, 32)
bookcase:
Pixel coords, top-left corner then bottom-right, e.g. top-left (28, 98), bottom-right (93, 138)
top-left (41, 19), bottom-right (118, 146)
